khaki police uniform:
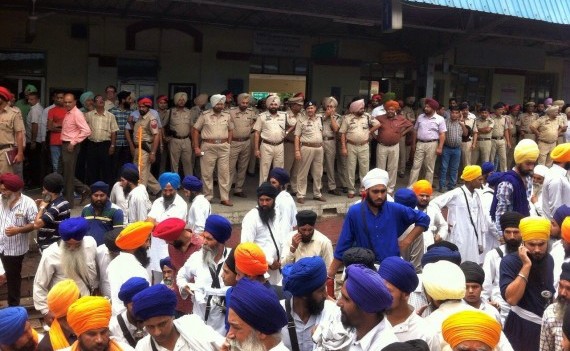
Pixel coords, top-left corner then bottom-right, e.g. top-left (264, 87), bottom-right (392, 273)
top-left (473, 117), bottom-right (494, 164)
top-left (339, 113), bottom-right (379, 195)
top-left (490, 114), bottom-right (509, 172)
top-left (516, 112), bottom-right (538, 141)
top-left (399, 106), bottom-right (416, 174)
top-left (157, 108), bottom-right (170, 173)
top-left (165, 107), bottom-right (193, 175)
top-left (506, 114), bottom-right (517, 169)
top-left (247, 108), bottom-right (260, 175)
top-left (284, 110), bottom-right (300, 192)
top-left (253, 111), bottom-right (287, 185)
top-left (194, 109), bottom-right (233, 201)
top-left (133, 112), bottom-right (161, 194)
top-left (189, 105), bottom-right (203, 177)
top-left (0, 105), bottom-right (24, 174)
top-left (461, 117), bottom-right (477, 168)
top-left (295, 115), bottom-right (324, 199)
top-left (558, 113), bottom-right (568, 145)
top-left (532, 116), bottom-right (561, 166)
top-left (321, 113), bottom-right (341, 191)
top-left (229, 106), bottom-right (256, 194)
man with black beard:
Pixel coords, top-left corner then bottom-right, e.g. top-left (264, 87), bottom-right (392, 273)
top-left (118, 164), bottom-right (151, 223)
top-left (500, 217), bottom-right (555, 351)
top-left (542, 143), bottom-right (570, 220)
top-left (241, 182), bottom-right (284, 285)
top-left (182, 175), bottom-right (211, 234)
top-left (540, 262), bottom-right (570, 351)
top-left (81, 181), bottom-right (124, 246)
top-left (0, 307), bottom-right (40, 351)
top-left (482, 211), bottom-right (524, 325)
top-left (107, 221), bottom-right (153, 316)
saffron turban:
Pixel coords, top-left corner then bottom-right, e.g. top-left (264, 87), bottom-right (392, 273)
top-left (234, 242), bottom-right (268, 276)
top-left (283, 256), bottom-right (327, 297)
top-left (0, 173), bottom-right (24, 192)
top-left (562, 217), bottom-right (570, 243)
top-left (210, 94), bottom-right (226, 107)
top-left (460, 165), bottom-right (482, 182)
top-left (173, 92), bottom-right (187, 104)
top-left (182, 175), bottom-right (203, 191)
top-left (345, 264), bottom-right (393, 313)
top-left (323, 96), bottom-right (338, 107)
top-left (269, 167), bottom-right (290, 186)
top-left (422, 261), bottom-right (466, 300)
top-left (59, 217), bottom-right (89, 241)
top-left (79, 91), bottom-right (94, 105)
top-left (296, 210), bottom-right (317, 227)
top-left (424, 98), bottom-right (439, 110)
top-left (499, 211), bottom-right (524, 231)
top-left (158, 172), bottom-right (180, 189)
top-left (118, 277), bottom-right (149, 304)
top-left (421, 246), bottom-right (462, 267)
top-left (514, 139), bottom-right (539, 164)
top-left (138, 97), bottom-right (152, 107)
top-left (412, 180), bottom-right (433, 195)
top-left (0, 307), bottom-right (28, 345)
top-left (43, 173), bottom-right (64, 194)
top-left (342, 247), bottom-right (376, 269)
top-left (160, 256), bottom-right (174, 270)
top-left (194, 93), bottom-right (208, 106)
top-left (362, 168), bottom-right (389, 190)
top-left (104, 227), bottom-right (122, 253)
top-left (555, 205), bottom-right (570, 227)
top-left (237, 93), bottom-right (250, 104)
top-left (257, 182), bottom-right (279, 199)
top-left (133, 284), bottom-right (177, 320)
top-left (349, 99), bottom-right (365, 113)
top-left (67, 296), bottom-right (112, 336)
top-left (266, 95), bottom-right (281, 106)
top-left (442, 310), bottom-right (501, 350)
top-left (460, 261), bottom-right (485, 285)
top-left (481, 162), bottom-right (495, 175)
top-left (90, 181), bottom-right (109, 195)
top-left (152, 217), bottom-right (185, 242)
top-left (204, 214), bottom-right (232, 243)
top-left (533, 165), bottom-right (549, 178)
top-left (384, 100), bottom-right (400, 111)
top-left (116, 221), bottom-right (153, 250)
top-left (229, 278), bottom-right (288, 335)
top-left (519, 217), bottom-right (550, 242)
top-left (551, 143), bottom-right (570, 163)
top-left (47, 279), bottom-right (80, 318)
top-left (394, 188), bottom-right (418, 209)
top-left (378, 256), bottom-right (419, 294)
top-left (156, 95), bottom-right (168, 103)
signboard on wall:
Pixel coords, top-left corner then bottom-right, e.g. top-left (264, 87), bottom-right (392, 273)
top-left (253, 32), bottom-right (303, 57)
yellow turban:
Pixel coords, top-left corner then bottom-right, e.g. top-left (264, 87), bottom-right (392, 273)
top-left (460, 165), bottom-right (482, 182)
top-left (519, 217), bottom-right (550, 242)
top-left (442, 310), bottom-right (501, 349)
top-left (412, 180), bottom-right (433, 195)
top-left (551, 143), bottom-right (570, 163)
top-left (234, 242), bottom-right (268, 276)
top-left (47, 279), bottom-right (80, 318)
top-left (561, 217), bottom-right (570, 243)
top-left (514, 139), bottom-right (539, 164)
top-left (67, 296), bottom-right (111, 336)
top-left (116, 222), bottom-right (153, 250)
top-left (422, 261), bottom-right (465, 301)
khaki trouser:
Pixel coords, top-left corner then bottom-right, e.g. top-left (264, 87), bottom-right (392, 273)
top-left (296, 145), bottom-right (324, 198)
top-left (169, 137), bottom-right (193, 175)
top-left (461, 140), bottom-right (472, 168)
top-left (398, 136), bottom-right (408, 174)
top-left (472, 139), bottom-right (492, 164)
top-left (248, 136), bottom-right (257, 174)
top-left (376, 143), bottom-right (399, 194)
top-left (134, 148), bottom-right (161, 195)
top-left (323, 139), bottom-right (337, 191)
top-left (229, 139), bottom-right (251, 193)
top-left (259, 142), bottom-right (284, 185)
top-left (0, 148), bottom-right (14, 175)
top-left (336, 139), bottom-right (349, 188)
top-left (538, 140), bottom-right (556, 166)
top-left (200, 142), bottom-right (231, 201)
top-left (408, 141), bottom-right (438, 187)
top-left (346, 143), bottom-right (369, 194)
top-left (507, 134), bottom-right (516, 169)
top-left (490, 138), bottom-right (507, 172)
top-left (284, 141), bottom-right (298, 191)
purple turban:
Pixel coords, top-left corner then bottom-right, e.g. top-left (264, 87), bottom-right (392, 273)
top-left (378, 257), bottom-right (419, 293)
top-left (554, 205), bottom-right (570, 227)
top-left (269, 167), bottom-right (290, 186)
top-left (133, 284), bottom-right (177, 321)
top-left (284, 256), bottom-right (327, 296)
top-left (59, 217), bottom-right (89, 241)
top-left (345, 264), bottom-right (392, 313)
top-left (204, 214), bottom-right (232, 243)
top-left (0, 307), bottom-right (28, 345)
top-left (158, 172), bottom-right (181, 190)
top-left (121, 166), bottom-right (139, 184)
top-left (160, 257), bottom-right (174, 270)
top-left (182, 175), bottom-right (203, 191)
top-left (118, 277), bottom-right (149, 304)
top-left (394, 188), bottom-right (418, 209)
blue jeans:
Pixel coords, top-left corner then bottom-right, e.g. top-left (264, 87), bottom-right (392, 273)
top-left (50, 145), bottom-right (62, 173)
top-left (440, 145), bottom-right (461, 190)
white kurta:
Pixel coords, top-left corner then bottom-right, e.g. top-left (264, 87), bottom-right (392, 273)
top-left (109, 310), bottom-right (147, 346)
top-left (481, 244), bottom-right (511, 324)
top-left (33, 236), bottom-right (99, 315)
top-left (348, 319), bottom-right (398, 351)
top-left (478, 185), bottom-right (500, 260)
top-left (186, 194), bottom-right (211, 234)
top-left (107, 252), bottom-right (151, 316)
top-left (275, 190), bottom-right (297, 233)
top-left (127, 184), bottom-right (151, 223)
top-left (421, 203), bottom-right (448, 252)
top-left (542, 164), bottom-right (570, 220)
top-left (96, 244), bottom-right (115, 298)
top-left (110, 181), bottom-right (128, 223)
top-left (391, 308), bottom-right (439, 351)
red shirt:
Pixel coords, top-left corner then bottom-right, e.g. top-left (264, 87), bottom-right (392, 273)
top-left (47, 106), bottom-right (66, 145)
top-left (168, 234), bottom-right (203, 313)
top-left (376, 114), bottom-right (413, 146)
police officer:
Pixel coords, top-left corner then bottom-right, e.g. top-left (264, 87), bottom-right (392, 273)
top-left (0, 87), bottom-right (24, 174)
top-left (517, 102), bottom-right (538, 141)
top-left (472, 106), bottom-right (494, 164)
top-left (531, 105), bottom-right (563, 166)
top-left (190, 93), bottom-right (208, 178)
top-left (192, 94), bottom-right (233, 206)
top-left (165, 92), bottom-right (193, 176)
top-left (131, 97), bottom-right (161, 195)
top-left (284, 95), bottom-right (303, 194)
top-left (320, 97), bottom-right (341, 196)
top-left (229, 93), bottom-right (256, 198)
top-left (489, 102), bottom-right (511, 172)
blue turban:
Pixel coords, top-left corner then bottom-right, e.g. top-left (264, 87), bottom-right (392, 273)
top-left (345, 264), bottom-right (392, 313)
top-left (59, 217), bottom-right (89, 241)
top-left (482, 162), bottom-right (495, 175)
top-left (0, 307), bottom-right (28, 345)
top-left (118, 277), bottom-right (149, 304)
top-left (394, 188), bottom-right (418, 209)
top-left (378, 256), bottom-right (419, 293)
top-left (90, 181), bottom-right (109, 195)
top-left (182, 175), bottom-right (203, 191)
top-left (229, 278), bottom-right (287, 335)
top-left (284, 256), bottom-right (327, 296)
top-left (132, 284), bottom-right (177, 321)
top-left (158, 172), bottom-right (181, 190)
top-left (554, 205), bottom-right (570, 227)
top-left (79, 91), bottom-right (94, 105)
top-left (269, 167), bottom-right (290, 186)
top-left (421, 246), bottom-right (461, 267)
top-left (122, 163), bottom-right (138, 172)
top-left (160, 256), bottom-right (173, 269)
top-left (204, 214), bottom-right (232, 243)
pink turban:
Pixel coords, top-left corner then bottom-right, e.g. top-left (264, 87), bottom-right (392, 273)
top-left (349, 99), bottom-right (365, 113)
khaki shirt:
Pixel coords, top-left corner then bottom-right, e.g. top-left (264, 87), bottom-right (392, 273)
top-left (516, 113), bottom-right (538, 134)
top-left (285, 110), bottom-right (302, 142)
top-left (85, 110), bottom-right (119, 142)
top-left (295, 115), bottom-right (323, 143)
top-left (253, 111), bottom-right (287, 143)
top-left (491, 114), bottom-right (508, 137)
top-left (194, 110), bottom-right (233, 140)
top-left (401, 106), bottom-right (416, 124)
top-left (464, 118), bottom-right (477, 141)
top-left (339, 113), bottom-right (378, 143)
top-left (133, 112), bottom-right (159, 143)
top-left (229, 107), bottom-right (256, 139)
top-left (475, 117), bottom-right (494, 138)
top-left (532, 116), bottom-right (560, 143)
top-left (0, 105), bottom-right (24, 145)
top-left (320, 113), bottom-right (341, 138)
top-left (157, 109), bottom-right (169, 128)
top-left (165, 108), bottom-right (192, 138)
top-left (189, 106), bottom-right (203, 126)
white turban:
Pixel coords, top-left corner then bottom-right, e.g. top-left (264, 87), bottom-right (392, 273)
top-left (173, 92), bottom-right (188, 104)
top-left (266, 95), bottom-right (281, 106)
top-left (210, 94), bottom-right (226, 107)
top-left (362, 168), bottom-right (389, 190)
top-left (349, 99), bottom-right (365, 113)
top-left (422, 261), bottom-right (466, 301)
top-left (533, 165), bottom-right (549, 178)
top-left (323, 96), bottom-right (338, 107)
top-left (237, 93), bottom-right (250, 104)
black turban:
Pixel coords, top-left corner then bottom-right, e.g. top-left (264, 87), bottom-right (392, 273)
top-left (43, 172), bottom-right (64, 194)
top-left (382, 340), bottom-right (430, 351)
top-left (499, 211), bottom-right (524, 231)
top-left (256, 182), bottom-right (278, 199)
top-left (296, 210), bottom-right (317, 227)
top-left (460, 261), bottom-right (485, 285)
top-left (342, 247), bottom-right (376, 269)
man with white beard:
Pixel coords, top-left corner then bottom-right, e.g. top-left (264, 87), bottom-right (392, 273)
top-left (540, 262), bottom-right (570, 351)
top-left (530, 164), bottom-right (548, 217)
top-left (176, 214), bottom-right (233, 334)
top-left (33, 217), bottom-right (98, 325)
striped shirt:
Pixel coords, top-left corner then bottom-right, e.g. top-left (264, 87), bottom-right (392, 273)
top-left (445, 119), bottom-right (463, 148)
top-left (0, 194), bottom-right (38, 256)
top-left (37, 196), bottom-right (71, 249)
top-left (108, 107), bottom-right (132, 147)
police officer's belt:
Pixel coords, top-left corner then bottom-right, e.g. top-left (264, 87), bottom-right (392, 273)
top-left (262, 139), bottom-right (283, 146)
top-left (231, 137), bottom-right (250, 142)
top-left (0, 144), bottom-right (14, 150)
top-left (172, 135), bottom-right (189, 139)
top-left (478, 138), bottom-right (491, 141)
top-left (492, 136), bottom-right (504, 140)
top-left (202, 138), bottom-right (228, 144)
top-left (323, 137), bottom-right (335, 141)
top-left (301, 142), bottom-right (323, 148)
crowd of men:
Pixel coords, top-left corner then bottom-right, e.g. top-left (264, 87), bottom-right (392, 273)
top-left (1, 83), bottom-right (570, 350)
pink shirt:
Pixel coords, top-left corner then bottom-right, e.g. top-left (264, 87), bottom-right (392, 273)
top-left (414, 113), bottom-right (447, 141)
top-left (61, 106), bottom-right (91, 145)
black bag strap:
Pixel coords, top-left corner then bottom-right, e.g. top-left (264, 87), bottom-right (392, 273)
top-left (495, 247), bottom-right (504, 258)
top-left (285, 296), bottom-right (301, 351)
top-left (266, 223), bottom-right (282, 274)
top-left (204, 248), bottom-right (227, 322)
top-left (117, 313), bottom-right (137, 348)
top-left (460, 187), bottom-right (479, 240)
top-left (150, 337), bottom-right (159, 351)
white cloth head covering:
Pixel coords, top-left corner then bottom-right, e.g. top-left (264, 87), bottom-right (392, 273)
top-left (362, 168), bottom-right (389, 190)
top-left (349, 99), bottom-right (365, 113)
top-left (210, 94), bottom-right (226, 107)
top-left (323, 96), bottom-right (338, 107)
top-left (422, 261), bottom-right (466, 301)
top-left (173, 92), bottom-right (188, 104)
top-left (266, 95), bottom-right (280, 106)
top-left (533, 165), bottom-right (549, 178)
top-left (237, 93), bottom-right (250, 104)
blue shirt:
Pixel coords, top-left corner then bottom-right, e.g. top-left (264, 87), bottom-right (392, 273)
top-left (334, 201), bottom-right (430, 263)
top-left (81, 200), bottom-right (124, 246)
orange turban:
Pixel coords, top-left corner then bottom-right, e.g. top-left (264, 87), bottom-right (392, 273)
top-left (561, 217), bottom-right (570, 243)
top-left (234, 242), bottom-right (268, 276)
top-left (116, 222), bottom-right (153, 250)
top-left (67, 296), bottom-right (111, 336)
top-left (412, 180), bottom-right (433, 195)
top-left (461, 165), bottom-right (482, 182)
top-left (47, 279), bottom-right (80, 319)
top-left (551, 143), bottom-right (570, 163)
top-left (384, 100), bottom-right (400, 111)
top-left (519, 217), bottom-right (550, 242)
top-left (442, 310), bottom-right (501, 349)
